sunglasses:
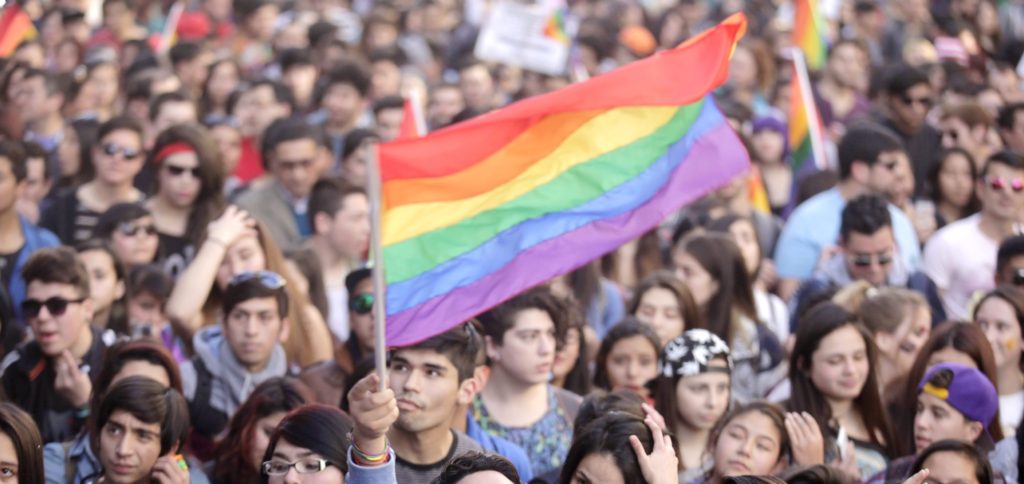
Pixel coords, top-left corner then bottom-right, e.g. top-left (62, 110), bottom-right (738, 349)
top-left (165, 164), bottom-right (200, 178)
top-left (900, 94), bottom-right (933, 108)
top-left (349, 293), bottom-right (374, 315)
top-left (101, 142), bottom-right (142, 160)
top-left (229, 271), bottom-right (286, 290)
top-left (118, 222), bottom-right (157, 237)
top-left (985, 176), bottom-right (1024, 192)
top-left (850, 252), bottom-right (894, 267)
top-left (21, 297), bottom-right (86, 318)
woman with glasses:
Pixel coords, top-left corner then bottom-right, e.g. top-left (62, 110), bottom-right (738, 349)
top-left (41, 116), bottom-right (147, 245)
top-left (144, 124), bottom-right (226, 279)
top-left (93, 203), bottom-right (160, 268)
top-left (973, 285), bottom-right (1024, 438)
top-left (165, 206), bottom-right (333, 368)
top-left (260, 404), bottom-right (396, 484)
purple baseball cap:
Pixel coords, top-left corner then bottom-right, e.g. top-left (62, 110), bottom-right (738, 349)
top-left (917, 362), bottom-right (998, 426)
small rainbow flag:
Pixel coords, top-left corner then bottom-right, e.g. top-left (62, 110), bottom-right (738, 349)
top-left (0, 3), bottom-right (37, 58)
top-left (788, 63), bottom-right (825, 174)
top-left (792, 0), bottom-right (826, 71)
top-left (379, 14), bottom-right (750, 346)
top-left (543, 8), bottom-right (570, 45)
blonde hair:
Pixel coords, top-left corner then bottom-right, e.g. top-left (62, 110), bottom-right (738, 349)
top-left (833, 281), bottom-right (927, 334)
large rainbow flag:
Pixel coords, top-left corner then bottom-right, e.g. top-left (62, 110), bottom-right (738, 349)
top-left (793, 0), bottom-right (826, 71)
top-left (379, 14), bottom-right (750, 346)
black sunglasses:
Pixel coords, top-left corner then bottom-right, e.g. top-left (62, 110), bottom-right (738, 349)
top-left (101, 142), bottom-right (142, 160)
top-left (165, 164), bottom-right (200, 178)
top-left (228, 271), bottom-right (286, 290)
top-left (118, 222), bottom-right (157, 237)
top-left (22, 297), bottom-right (86, 318)
top-left (850, 252), bottom-right (894, 267)
top-left (349, 293), bottom-right (374, 315)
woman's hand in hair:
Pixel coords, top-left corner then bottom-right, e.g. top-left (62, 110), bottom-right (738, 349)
top-left (785, 412), bottom-right (825, 466)
top-left (640, 402), bottom-right (669, 433)
top-left (347, 373), bottom-right (399, 459)
top-left (206, 205), bottom-right (256, 248)
top-left (629, 413), bottom-right (678, 484)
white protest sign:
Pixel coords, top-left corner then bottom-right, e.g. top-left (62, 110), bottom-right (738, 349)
top-left (473, 0), bottom-right (573, 76)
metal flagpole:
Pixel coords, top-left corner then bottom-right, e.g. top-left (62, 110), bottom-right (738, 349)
top-left (366, 144), bottom-right (388, 392)
top-left (790, 47), bottom-right (829, 171)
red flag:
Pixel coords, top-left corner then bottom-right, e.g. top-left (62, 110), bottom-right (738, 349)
top-left (0, 4), bottom-right (37, 57)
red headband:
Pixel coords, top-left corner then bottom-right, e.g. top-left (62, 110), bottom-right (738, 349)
top-left (154, 142), bottom-right (195, 165)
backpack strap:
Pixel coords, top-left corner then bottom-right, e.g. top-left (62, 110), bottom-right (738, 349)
top-left (187, 358), bottom-right (228, 437)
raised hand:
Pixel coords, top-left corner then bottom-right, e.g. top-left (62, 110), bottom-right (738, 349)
top-left (206, 205), bottom-right (256, 248)
top-left (150, 455), bottom-right (190, 484)
top-left (786, 412), bottom-right (825, 466)
top-left (347, 373), bottom-right (399, 458)
top-left (54, 350), bottom-right (91, 408)
top-left (902, 469), bottom-right (930, 484)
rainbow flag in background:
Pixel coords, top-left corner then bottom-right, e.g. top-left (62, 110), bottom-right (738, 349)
top-left (543, 7), bottom-right (570, 45)
top-left (379, 14), bottom-right (750, 346)
top-left (788, 63), bottom-right (825, 174)
top-left (0, 3), bottom-right (37, 57)
top-left (792, 0), bottom-right (826, 71)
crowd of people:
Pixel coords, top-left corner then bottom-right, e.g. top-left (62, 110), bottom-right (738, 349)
top-left (3, 0), bottom-right (1024, 482)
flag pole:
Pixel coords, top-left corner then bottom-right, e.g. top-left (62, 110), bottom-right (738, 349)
top-left (366, 144), bottom-right (388, 392)
top-left (790, 47), bottom-right (828, 171)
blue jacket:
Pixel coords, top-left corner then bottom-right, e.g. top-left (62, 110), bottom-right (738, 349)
top-left (9, 215), bottom-right (59, 322)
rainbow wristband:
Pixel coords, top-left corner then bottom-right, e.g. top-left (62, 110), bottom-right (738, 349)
top-left (351, 440), bottom-right (389, 466)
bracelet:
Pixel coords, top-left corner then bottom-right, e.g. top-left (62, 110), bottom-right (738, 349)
top-left (351, 439), bottom-right (389, 465)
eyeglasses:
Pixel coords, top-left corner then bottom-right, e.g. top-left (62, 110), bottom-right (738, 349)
top-left (21, 297), bottom-right (86, 318)
top-left (899, 94), bottom-right (933, 108)
top-left (228, 271), bottom-right (286, 290)
top-left (349, 293), bottom-right (374, 315)
top-left (101, 142), bottom-right (142, 160)
top-left (850, 252), bottom-right (894, 267)
top-left (985, 176), bottom-right (1024, 192)
top-left (261, 458), bottom-right (332, 476)
top-left (118, 222), bottom-right (157, 237)
top-left (165, 164), bottom-right (200, 178)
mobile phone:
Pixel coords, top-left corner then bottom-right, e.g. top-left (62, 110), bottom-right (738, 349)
top-left (836, 426), bottom-right (849, 460)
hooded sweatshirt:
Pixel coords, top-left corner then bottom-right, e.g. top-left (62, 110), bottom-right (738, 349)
top-left (180, 325), bottom-right (287, 435)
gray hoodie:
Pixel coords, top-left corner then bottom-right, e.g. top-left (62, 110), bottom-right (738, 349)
top-left (180, 325), bottom-right (288, 419)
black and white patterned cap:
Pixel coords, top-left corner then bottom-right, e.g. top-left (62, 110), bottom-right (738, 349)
top-left (659, 328), bottom-right (733, 378)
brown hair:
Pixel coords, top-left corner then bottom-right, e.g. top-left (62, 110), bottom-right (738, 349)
top-left (21, 246), bottom-right (90, 297)
top-left (477, 285), bottom-right (569, 350)
top-left (0, 403), bottom-right (43, 484)
top-left (787, 302), bottom-right (895, 455)
top-left (834, 282), bottom-right (928, 334)
top-left (200, 220), bottom-right (326, 367)
top-left (150, 123), bottom-right (226, 246)
top-left (627, 270), bottom-right (704, 334)
top-left (674, 234), bottom-right (757, 342)
top-left (706, 402), bottom-right (790, 478)
top-left (891, 321), bottom-right (1003, 457)
top-left (941, 102), bottom-right (994, 129)
top-left (592, 318), bottom-right (660, 391)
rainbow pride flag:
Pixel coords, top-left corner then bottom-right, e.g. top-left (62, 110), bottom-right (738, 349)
top-left (379, 14), bottom-right (750, 346)
top-left (0, 3), bottom-right (37, 57)
top-left (788, 63), bottom-right (825, 174)
top-left (793, 0), bottom-right (826, 71)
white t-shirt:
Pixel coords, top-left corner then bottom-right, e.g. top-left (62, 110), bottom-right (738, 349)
top-left (1000, 390), bottom-right (1024, 439)
top-left (755, 289), bottom-right (790, 344)
top-left (326, 284), bottom-right (350, 343)
top-left (922, 214), bottom-right (998, 320)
